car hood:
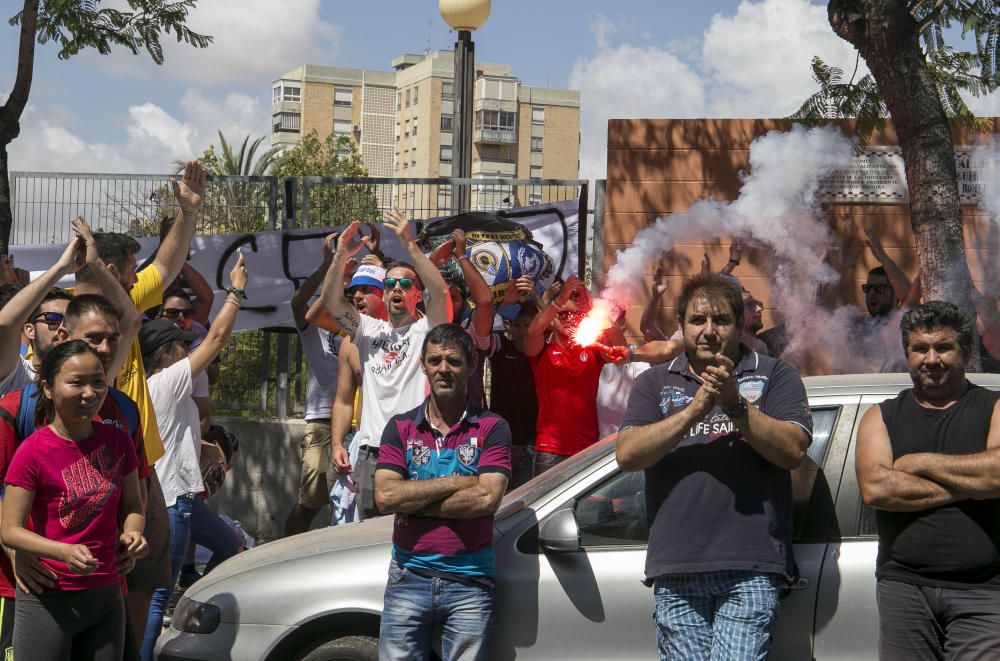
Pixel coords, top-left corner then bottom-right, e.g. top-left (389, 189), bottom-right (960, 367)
top-left (191, 515), bottom-right (396, 592)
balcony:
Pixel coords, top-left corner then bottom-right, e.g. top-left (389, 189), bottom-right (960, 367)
top-left (474, 128), bottom-right (517, 144)
top-left (271, 100), bottom-right (301, 114)
top-left (474, 98), bottom-right (517, 113)
top-left (472, 160), bottom-right (516, 176)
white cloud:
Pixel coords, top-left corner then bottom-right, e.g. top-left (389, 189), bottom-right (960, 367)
top-left (966, 90), bottom-right (1000, 117)
top-left (8, 89), bottom-right (271, 174)
top-left (571, 0), bottom-right (866, 179)
top-left (103, 0), bottom-right (342, 85)
top-left (570, 45), bottom-right (706, 180)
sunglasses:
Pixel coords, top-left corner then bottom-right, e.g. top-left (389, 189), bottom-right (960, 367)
top-left (861, 284), bottom-right (891, 295)
top-left (160, 307), bottom-right (195, 319)
top-left (383, 278), bottom-right (415, 291)
top-left (30, 311), bottom-right (64, 330)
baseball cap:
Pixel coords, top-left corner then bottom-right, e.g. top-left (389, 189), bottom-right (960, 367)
top-left (139, 318), bottom-right (199, 359)
top-left (348, 264), bottom-right (385, 291)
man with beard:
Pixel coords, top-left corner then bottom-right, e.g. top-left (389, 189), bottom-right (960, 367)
top-left (319, 210), bottom-right (451, 520)
top-left (374, 323), bottom-right (511, 661)
top-left (856, 301), bottom-right (1000, 660)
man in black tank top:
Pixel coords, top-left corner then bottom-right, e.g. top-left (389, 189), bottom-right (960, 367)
top-left (855, 301), bottom-right (1000, 660)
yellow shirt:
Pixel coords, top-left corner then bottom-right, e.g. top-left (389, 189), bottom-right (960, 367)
top-left (116, 267), bottom-right (166, 464)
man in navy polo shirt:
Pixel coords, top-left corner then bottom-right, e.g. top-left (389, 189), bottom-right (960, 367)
top-left (375, 323), bottom-right (511, 661)
top-left (617, 273), bottom-right (812, 661)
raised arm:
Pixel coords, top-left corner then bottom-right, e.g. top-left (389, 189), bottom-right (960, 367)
top-left (890, 398), bottom-right (1000, 499)
top-left (188, 252), bottom-right (247, 378)
top-left (719, 241), bottom-right (743, 276)
top-left (319, 224), bottom-right (364, 340)
top-left (152, 160), bottom-right (205, 285)
top-left (864, 227), bottom-right (912, 302)
top-left (855, 405), bottom-right (961, 511)
top-left (640, 265), bottom-right (669, 342)
top-left (971, 287), bottom-right (1000, 359)
top-left (72, 217), bottom-right (139, 380)
top-left (292, 233), bottom-right (336, 331)
top-left (524, 277), bottom-right (587, 357)
top-left (0, 232), bottom-right (83, 379)
top-left (384, 209), bottom-right (452, 327)
top-left (452, 229), bottom-right (493, 336)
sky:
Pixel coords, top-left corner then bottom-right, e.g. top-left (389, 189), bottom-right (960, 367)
top-left (3, 0), bottom-right (1000, 182)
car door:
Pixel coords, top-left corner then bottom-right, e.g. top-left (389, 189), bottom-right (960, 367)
top-left (813, 396), bottom-right (887, 660)
top-left (492, 400), bottom-right (854, 661)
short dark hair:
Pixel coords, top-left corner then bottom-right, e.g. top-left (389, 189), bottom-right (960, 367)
top-left (868, 266), bottom-right (888, 279)
top-left (422, 323), bottom-right (475, 365)
top-left (76, 232), bottom-right (141, 281)
top-left (900, 301), bottom-right (974, 357)
top-left (0, 283), bottom-right (23, 311)
top-left (676, 273), bottom-right (744, 326)
top-left (35, 339), bottom-right (103, 427)
top-left (383, 261), bottom-right (423, 291)
top-left (31, 287), bottom-right (74, 318)
top-left (64, 294), bottom-right (122, 332)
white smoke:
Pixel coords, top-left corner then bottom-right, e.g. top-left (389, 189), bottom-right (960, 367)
top-left (598, 124), bottom-right (908, 374)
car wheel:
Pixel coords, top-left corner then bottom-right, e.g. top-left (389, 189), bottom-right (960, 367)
top-left (299, 635), bottom-right (379, 661)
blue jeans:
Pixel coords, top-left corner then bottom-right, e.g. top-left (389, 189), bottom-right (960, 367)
top-left (378, 559), bottom-right (493, 661)
top-left (141, 496), bottom-right (192, 661)
top-left (652, 570), bottom-right (781, 661)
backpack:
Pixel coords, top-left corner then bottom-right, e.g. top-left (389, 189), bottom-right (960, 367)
top-left (10, 382), bottom-right (140, 442)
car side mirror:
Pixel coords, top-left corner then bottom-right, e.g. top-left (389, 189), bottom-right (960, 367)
top-left (538, 508), bottom-right (580, 552)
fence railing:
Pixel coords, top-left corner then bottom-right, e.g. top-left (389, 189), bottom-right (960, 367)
top-left (11, 173), bottom-right (598, 417)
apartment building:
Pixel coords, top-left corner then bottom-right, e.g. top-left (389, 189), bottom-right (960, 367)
top-left (271, 50), bottom-right (580, 212)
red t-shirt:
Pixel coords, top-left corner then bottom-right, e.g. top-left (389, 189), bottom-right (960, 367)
top-left (0, 387), bottom-right (147, 598)
top-left (529, 340), bottom-right (608, 456)
top-left (4, 423), bottom-right (138, 590)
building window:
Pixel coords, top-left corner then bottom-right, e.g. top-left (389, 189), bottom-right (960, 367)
top-left (442, 81), bottom-right (453, 100)
top-left (405, 89), bottom-right (411, 107)
top-left (412, 117), bottom-right (418, 136)
top-left (532, 106), bottom-right (545, 124)
top-left (530, 166), bottom-right (543, 178)
top-left (440, 114), bottom-right (453, 132)
top-left (396, 92), bottom-right (401, 111)
top-left (333, 119), bottom-right (353, 135)
top-left (440, 145), bottom-right (453, 163)
top-left (272, 112), bottom-right (301, 133)
top-left (413, 85), bottom-right (419, 105)
top-left (475, 110), bottom-right (515, 131)
top-left (334, 87), bottom-right (353, 107)
top-left (529, 192), bottom-right (542, 205)
top-left (531, 136), bottom-right (543, 152)
top-left (273, 83), bottom-right (301, 103)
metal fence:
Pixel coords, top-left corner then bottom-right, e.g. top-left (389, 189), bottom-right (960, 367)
top-left (11, 173), bottom-right (596, 417)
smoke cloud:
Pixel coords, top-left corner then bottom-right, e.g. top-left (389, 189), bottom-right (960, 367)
top-left (598, 124), bottom-right (909, 374)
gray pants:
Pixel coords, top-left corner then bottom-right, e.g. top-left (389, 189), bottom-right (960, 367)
top-left (15, 581), bottom-right (125, 661)
top-left (356, 445), bottom-right (380, 520)
top-left (877, 578), bottom-right (1000, 660)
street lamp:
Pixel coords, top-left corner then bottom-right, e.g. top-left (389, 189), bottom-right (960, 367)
top-left (440, 0), bottom-right (490, 213)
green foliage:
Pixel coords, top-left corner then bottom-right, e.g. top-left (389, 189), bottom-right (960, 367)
top-left (270, 131), bottom-right (380, 227)
top-left (794, 1), bottom-right (1000, 143)
top-left (173, 132), bottom-right (279, 177)
top-left (10, 0), bottom-right (212, 64)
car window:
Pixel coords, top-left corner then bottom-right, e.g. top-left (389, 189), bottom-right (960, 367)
top-left (575, 405), bottom-right (844, 548)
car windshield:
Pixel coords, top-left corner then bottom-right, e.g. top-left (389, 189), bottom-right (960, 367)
top-left (495, 435), bottom-right (617, 522)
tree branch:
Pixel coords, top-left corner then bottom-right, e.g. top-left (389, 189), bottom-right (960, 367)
top-left (0, 0), bottom-right (39, 140)
top-left (916, 0), bottom-right (946, 34)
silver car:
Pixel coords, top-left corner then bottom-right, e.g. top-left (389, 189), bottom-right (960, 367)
top-left (157, 373), bottom-right (1000, 660)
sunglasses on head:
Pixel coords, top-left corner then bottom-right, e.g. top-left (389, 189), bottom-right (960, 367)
top-left (160, 307), bottom-right (195, 319)
top-left (383, 278), bottom-right (415, 291)
top-left (30, 311), bottom-right (64, 330)
top-left (861, 284), bottom-right (891, 295)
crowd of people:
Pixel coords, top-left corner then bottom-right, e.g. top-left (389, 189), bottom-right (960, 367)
top-left (0, 157), bottom-right (997, 661)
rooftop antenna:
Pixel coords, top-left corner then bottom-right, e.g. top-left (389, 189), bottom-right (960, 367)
top-left (424, 20), bottom-right (432, 55)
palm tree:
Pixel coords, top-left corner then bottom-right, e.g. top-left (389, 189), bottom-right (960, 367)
top-left (174, 131), bottom-right (280, 176)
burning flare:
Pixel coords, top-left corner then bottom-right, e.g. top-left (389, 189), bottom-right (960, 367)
top-left (574, 299), bottom-right (614, 347)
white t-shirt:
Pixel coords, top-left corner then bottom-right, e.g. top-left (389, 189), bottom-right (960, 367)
top-left (597, 361), bottom-right (651, 440)
top-left (0, 356), bottom-right (35, 397)
top-left (191, 370), bottom-right (210, 398)
top-left (298, 324), bottom-right (342, 421)
top-left (353, 315), bottom-right (430, 448)
top-left (148, 357), bottom-right (204, 506)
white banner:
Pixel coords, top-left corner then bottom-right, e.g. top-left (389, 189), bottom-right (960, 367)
top-left (11, 200), bottom-right (580, 331)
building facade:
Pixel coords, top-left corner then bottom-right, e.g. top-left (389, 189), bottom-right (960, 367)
top-left (271, 51), bottom-right (581, 213)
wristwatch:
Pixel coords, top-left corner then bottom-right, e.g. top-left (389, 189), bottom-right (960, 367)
top-left (723, 396), bottom-right (748, 419)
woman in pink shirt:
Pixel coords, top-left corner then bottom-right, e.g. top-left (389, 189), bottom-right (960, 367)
top-left (1, 339), bottom-right (146, 661)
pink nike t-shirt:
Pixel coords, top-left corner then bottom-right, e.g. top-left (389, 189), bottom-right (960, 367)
top-left (5, 423), bottom-right (137, 590)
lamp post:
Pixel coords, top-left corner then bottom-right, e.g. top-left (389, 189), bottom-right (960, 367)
top-left (439, 0), bottom-right (490, 214)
